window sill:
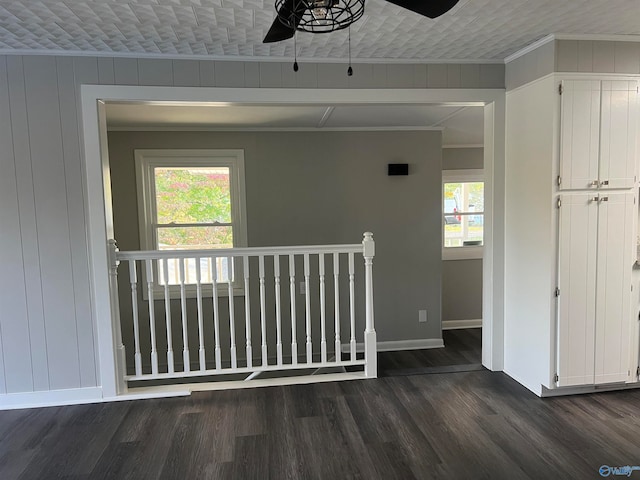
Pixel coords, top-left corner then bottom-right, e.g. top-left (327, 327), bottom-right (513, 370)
top-left (442, 246), bottom-right (483, 261)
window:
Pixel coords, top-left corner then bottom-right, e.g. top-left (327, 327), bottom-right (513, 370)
top-left (442, 169), bottom-right (484, 260)
top-left (135, 149), bottom-right (247, 292)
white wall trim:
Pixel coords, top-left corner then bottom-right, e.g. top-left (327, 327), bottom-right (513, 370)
top-left (442, 144), bottom-right (484, 149)
top-left (0, 48), bottom-right (504, 65)
top-left (555, 73), bottom-right (640, 81)
top-left (541, 382), bottom-right (640, 397)
top-left (442, 319), bottom-right (482, 330)
top-left (0, 387), bottom-right (104, 411)
top-left (80, 85), bottom-right (505, 399)
top-left (553, 34), bottom-right (640, 44)
top-left (504, 34), bottom-right (556, 64)
top-left (342, 338), bottom-right (444, 353)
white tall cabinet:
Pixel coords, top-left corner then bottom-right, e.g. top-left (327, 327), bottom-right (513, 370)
top-left (505, 75), bottom-right (640, 396)
top-left (557, 191), bottom-right (635, 387)
top-left (557, 79), bottom-right (638, 388)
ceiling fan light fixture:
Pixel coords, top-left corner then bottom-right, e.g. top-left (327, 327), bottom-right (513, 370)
top-left (275, 0), bottom-right (365, 33)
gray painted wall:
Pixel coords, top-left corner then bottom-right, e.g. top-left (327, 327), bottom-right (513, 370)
top-left (507, 39), bottom-right (640, 92)
top-left (442, 147), bottom-right (484, 171)
top-left (0, 52), bottom-right (502, 395)
top-left (505, 40), bottom-right (556, 91)
top-left (108, 130), bottom-right (443, 367)
top-left (441, 147), bottom-right (483, 321)
top-left (555, 40), bottom-right (640, 74)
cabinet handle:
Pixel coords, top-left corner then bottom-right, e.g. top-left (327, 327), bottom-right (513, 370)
top-left (601, 180), bottom-right (609, 186)
top-left (600, 196), bottom-right (609, 202)
top-left (590, 180), bottom-right (599, 187)
top-left (591, 196), bottom-right (599, 202)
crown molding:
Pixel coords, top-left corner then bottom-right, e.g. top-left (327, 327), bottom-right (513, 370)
top-left (504, 34), bottom-right (556, 64)
top-left (0, 47), bottom-right (503, 65)
top-left (553, 33), bottom-right (640, 43)
top-left (504, 33), bottom-right (640, 65)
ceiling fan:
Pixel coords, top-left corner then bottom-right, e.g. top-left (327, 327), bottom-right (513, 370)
top-left (263, 0), bottom-right (460, 43)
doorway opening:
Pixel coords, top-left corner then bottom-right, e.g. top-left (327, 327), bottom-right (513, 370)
top-left (80, 86), bottom-right (504, 398)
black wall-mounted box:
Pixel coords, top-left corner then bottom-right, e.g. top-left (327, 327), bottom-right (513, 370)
top-left (388, 163), bottom-right (409, 176)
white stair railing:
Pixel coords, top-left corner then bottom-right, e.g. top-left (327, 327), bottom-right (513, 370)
top-left (110, 233), bottom-right (376, 385)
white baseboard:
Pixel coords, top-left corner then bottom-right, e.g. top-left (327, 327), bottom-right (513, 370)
top-left (0, 387), bottom-right (104, 411)
top-left (442, 319), bottom-right (482, 330)
top-left (116, 372), bottom-right (370, 400)
top-left (341, 338), bottom-right (444, 353)
top-left (503, 368), bottom-right (542, 397)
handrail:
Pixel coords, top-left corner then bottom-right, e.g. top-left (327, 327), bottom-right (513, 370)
top-left (116, 243), bottom-right (363, 261)
top-left (109, 232), bottom-right (376, 390)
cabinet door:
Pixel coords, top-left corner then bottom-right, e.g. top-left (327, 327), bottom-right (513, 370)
top-left (594, 191), bottom-right (635, 384)
top-left (599, 81), bottom-right (639, 190)
top-left (557, 193), bottom-right (598, 386)
top-left (559, 81), bottom-right (601, 190)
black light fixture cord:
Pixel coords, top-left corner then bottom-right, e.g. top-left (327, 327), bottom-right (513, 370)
top-left (293, 31), bottom-right (299, 72)
top-left (347, 27), bottom-right (353, 76)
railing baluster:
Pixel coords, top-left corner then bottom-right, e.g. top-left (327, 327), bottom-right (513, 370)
top-left (128, 261), bottom-right (142, 376)
top-left (228, 256), bottom-right (237, 370)
top-left (210, 258), bottom-right (221, 370)
top-left (333, 253), bottom-right (341, 363)
top-left (259, 255), bottom-right (268, 366)
top-left (319, 253), bottom-right (327, 363)
top-left (289, 254), bottom-right (297, 365)
top-left (178, 259), bottom-right (189, 372)
top-left (274, 254), bottom-right (283, 366)
top-left (243, 256), bottom-right (252, 368)
top-left (173, 258), bottom-right (179, 284)
top-left (304, 253), bottom-right (312, 364)
top-left (349, 252), bottom-right (356, 361)
top-left (195, 258), bottom-right (206, 371)
top-left (162, 258), bottom-right (174, 374)
top-left (363, 232), bottom-right (377, 378)
top-left (115, 234), bottom-right (374, 383)
top-left (145, 259), bottom-right (159, 375)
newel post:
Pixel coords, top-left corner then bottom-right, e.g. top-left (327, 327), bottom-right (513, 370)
top-left (108, 239), bottom-right (127, 394)
top-left (362, 232), bottom-right (377, 378)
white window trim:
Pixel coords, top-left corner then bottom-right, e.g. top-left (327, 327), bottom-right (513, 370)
top-left (442, 169), bottom-right (484, 261)
top-left (134, 148), bottom-right (248, 296)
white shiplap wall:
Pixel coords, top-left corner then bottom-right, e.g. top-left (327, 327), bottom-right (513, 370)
top-left (0, 55), bottom-right (504, 396)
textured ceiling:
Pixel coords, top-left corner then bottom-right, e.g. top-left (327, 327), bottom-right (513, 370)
top-left (1, 0), bottom-right (639, 61)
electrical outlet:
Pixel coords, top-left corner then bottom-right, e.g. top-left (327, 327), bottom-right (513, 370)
top-left (419, 310), bottom-right (427, 323)
top-left (300, 281), bottom-right (306, 295)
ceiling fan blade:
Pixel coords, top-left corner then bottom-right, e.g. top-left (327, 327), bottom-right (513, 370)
top-left (384, 0), bottom-right (459, 18)
top-left (263, 0), bottom-right (306, 43)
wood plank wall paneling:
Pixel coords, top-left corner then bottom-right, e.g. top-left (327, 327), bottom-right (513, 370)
top-left (23, 56), bottom-right (81, 390)
top-left (556, 40), bottom-right (640, 75)
top-left (56, 57), bottom-right (97, 388)
top-left (505, 40), bottom-right (556, 91)
top-left (508, 40), bottom-right (640, 92)
top-left (97, 58), bottom-right (116, 85)
top-left (0, 54), bottom-right (503, 395)
top-left (172, 60), bottom-right (200, 87)
top-left (114, 58), bottom-right (139, 86)
top-left (5, 56), bottom-right (43, 393)
top-left (0, 56), bottom-right (29, 394)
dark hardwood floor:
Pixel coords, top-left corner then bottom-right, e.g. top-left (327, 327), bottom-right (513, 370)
top-left (2, 366), bottom-right (640, 479)
top-left (379, 328), bottom-right (482, 376)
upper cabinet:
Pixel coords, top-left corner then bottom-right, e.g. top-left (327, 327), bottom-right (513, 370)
top-left (559, 80), bottom-right (639, 191)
